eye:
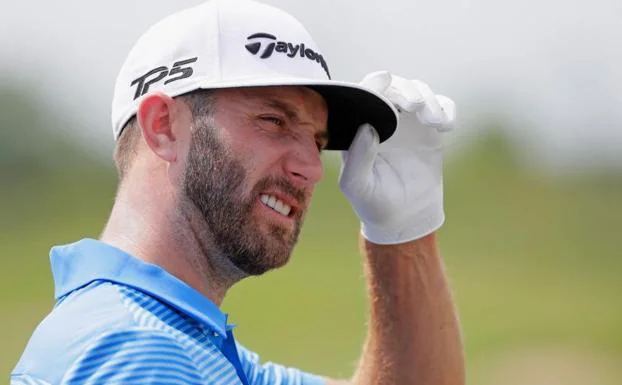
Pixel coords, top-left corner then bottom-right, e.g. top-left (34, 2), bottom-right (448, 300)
top-left (316, 142), bottom-right (324, 153)
top-left (316, 133), bottom-right (329, 153)
top-left (260, 116), bottom-right (284, 127)
top-left (316, 140), bottom-right (328, 153)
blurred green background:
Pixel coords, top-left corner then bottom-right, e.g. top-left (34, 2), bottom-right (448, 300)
top-left (2, 84), bottom-right (621, 384)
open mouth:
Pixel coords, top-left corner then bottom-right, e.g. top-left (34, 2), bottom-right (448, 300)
top-left (259, 194), bottom-right (292, 217)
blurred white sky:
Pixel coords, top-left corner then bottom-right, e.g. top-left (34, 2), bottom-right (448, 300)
top-left (1, 0), bottom-right (621, 169)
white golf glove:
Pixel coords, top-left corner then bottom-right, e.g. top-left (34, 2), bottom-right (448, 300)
top-left (339, 71), bottom-right (456, 244)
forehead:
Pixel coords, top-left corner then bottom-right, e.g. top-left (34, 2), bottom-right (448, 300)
top-left (215, 86), bottom-right (328, 124)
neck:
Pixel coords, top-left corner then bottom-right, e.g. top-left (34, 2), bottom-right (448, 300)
top-left (100, 179), bottom-right (245, 306)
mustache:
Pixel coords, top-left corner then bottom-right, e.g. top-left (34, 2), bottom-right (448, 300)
top-left (252, 176), bottom-right (308, 208)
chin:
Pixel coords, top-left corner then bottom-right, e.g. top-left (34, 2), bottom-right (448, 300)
top-left (229, 240), bottom-right (292, 276)
top-left (217, 210), bottom-right (301, 276)
top-left (255, 246), bottom-right (296, 275)
top-left (229, 251), bottom-right (292, 276)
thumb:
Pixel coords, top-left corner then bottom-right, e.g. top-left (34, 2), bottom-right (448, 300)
top-left (359, 71), bottom-right (392, 94)
top-left (339, 124), bottom-right (379, 192)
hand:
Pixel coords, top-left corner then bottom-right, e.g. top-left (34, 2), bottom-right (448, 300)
top-left (339, 71), bottom-right (455, 244)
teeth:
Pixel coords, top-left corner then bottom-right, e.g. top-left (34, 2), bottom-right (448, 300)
top-left (280, 203), bottom-right (291, 216)
top-left (275, 200), bottom-right (284, 212)
top-left (260, 194), bottom-right (292, 217)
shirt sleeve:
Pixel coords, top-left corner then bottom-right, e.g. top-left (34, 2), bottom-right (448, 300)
top-left (236, 343), bottom-right (326, 385)
top-left (59, 329), bottom-right (204, 385)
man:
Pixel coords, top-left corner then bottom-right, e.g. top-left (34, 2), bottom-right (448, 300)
top-left (12, 0), bottom-right (464, 384)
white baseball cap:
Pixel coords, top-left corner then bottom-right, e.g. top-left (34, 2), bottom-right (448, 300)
top-left (111, 0), bottom-right (398, 150)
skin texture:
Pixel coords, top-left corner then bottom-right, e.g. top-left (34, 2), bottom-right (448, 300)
top-left (101, 85), bottom-right (464, 384)
top-left (339, 234), bottom-right (464, 385)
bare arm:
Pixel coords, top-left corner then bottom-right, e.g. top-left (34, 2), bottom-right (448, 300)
top-left (327, 232), bottom-right (464, 385)
top-left (330, 71), bottom-right (463, 385)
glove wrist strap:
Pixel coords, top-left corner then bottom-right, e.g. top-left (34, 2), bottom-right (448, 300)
top-left (361, 200), bottom-right (445, 245)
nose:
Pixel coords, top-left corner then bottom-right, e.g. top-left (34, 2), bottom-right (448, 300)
top-left (283, 140), bottom-right (324, 187)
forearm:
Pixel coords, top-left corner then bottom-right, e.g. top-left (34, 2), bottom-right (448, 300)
top-left (351, 232), bottom-right (464, 385)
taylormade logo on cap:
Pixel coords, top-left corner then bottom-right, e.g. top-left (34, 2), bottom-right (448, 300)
top-left (111, 0), bottom-right (398, 149)
top-left (245, 32), bottom-right (331, 79)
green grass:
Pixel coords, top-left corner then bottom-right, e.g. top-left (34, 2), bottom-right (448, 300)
top-left (2, 133), bottom-right (621, 383)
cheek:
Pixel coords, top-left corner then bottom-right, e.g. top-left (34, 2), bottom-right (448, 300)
top-left (237, 151), bottom-right (270, 192)
top-left (237, 134), bottom-right (285, 172)
top-left (217, 119), bottom-right (291, 184)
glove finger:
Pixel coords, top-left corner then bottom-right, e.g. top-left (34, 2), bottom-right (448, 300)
top-left (340, 147), bottom-right (350, 166)
top-left (339, 123), bottom-right (379, 192)
top-left (385, 75), bottom-right (424, 113)
top-left (411, 80), bottom-right (452, 131)
top-left (436, 95), bottom-right (456, 132)
top-left (359, 71), bottom-right (392, 94)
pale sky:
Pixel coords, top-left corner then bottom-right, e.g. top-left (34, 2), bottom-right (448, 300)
top-left (1, 0), bottom-right (621, 169)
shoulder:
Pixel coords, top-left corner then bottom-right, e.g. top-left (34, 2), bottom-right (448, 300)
top-left (60, 328), bottom-right (203, 385)
top-left (12, 281), bottom-right (184, 384)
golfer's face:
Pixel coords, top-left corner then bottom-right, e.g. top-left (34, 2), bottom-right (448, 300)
top-left (212, 86), bottom-right (329, 236)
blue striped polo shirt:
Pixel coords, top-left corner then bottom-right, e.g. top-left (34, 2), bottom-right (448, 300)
top-left (11, 239), bottom-right (325, 385)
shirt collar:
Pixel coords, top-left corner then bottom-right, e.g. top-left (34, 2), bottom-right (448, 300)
top-left (50, 238), bottom-right (231, 338)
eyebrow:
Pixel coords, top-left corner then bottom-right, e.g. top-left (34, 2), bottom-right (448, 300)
top-left (262, 98), bottom-right (330, 143)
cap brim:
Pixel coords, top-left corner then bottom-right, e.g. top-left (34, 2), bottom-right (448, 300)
top-left (197, 77), bottom-right (398, 151)
top-left (308, 83), bottom-right (398, 150)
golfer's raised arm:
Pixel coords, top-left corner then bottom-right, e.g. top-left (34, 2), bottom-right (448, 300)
top-left (331, 71), bottom-right (465, 385)
top-left (342, 234), bottom-right (463, 385)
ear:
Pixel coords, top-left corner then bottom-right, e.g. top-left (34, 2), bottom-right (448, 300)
top-left (137, 92), bottom-right (179, 163)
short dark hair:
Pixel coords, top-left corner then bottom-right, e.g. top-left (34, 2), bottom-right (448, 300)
top-left (113, 90), bottom-right (216, 181)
